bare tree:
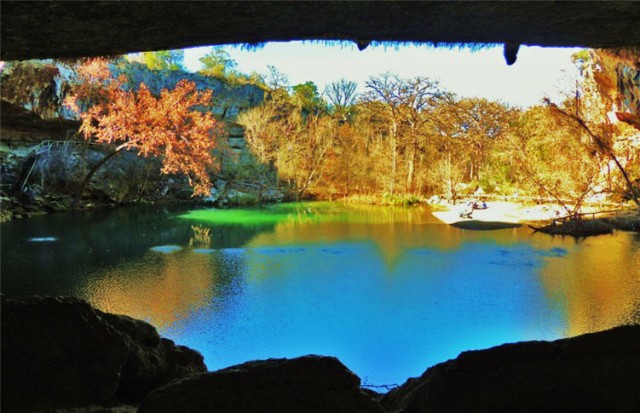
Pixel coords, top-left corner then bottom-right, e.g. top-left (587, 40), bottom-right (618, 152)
top-left (361, 73), bottom-right (444, 194)
top-left (545, 99), bottom-right (640, 207)
top-left (324, 79), bottom-right (358, 121)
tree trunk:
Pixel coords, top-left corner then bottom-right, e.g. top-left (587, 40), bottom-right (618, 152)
top-left (72, 148), bottom-right (122, 209)
top-left (390, 122), bottom-right (397, 195)
top-left (10, 150), bottom-right (37, 195)
top-left (407, 136), bottom-right (416, 192)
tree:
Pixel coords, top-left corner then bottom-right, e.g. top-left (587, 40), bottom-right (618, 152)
top-left (264, 65), bottom-right (289, 90)
top-left (448, 97), bottom-right (513, 181)
top-left (507, 105), bottom-right (604, 215)
top-left (360, 73), bottom-right (404, 195)
top-left (64, 58), bottom-right (221, 206)
top-left (238, 91), bottom-right (337, 199)
top-left (292, 81), bottom-right (326, 116)
top-left (543, 49), bottom-right (640, 207)
top-left (546, 99), bottom-right (639, 207)
top-left (142, 50), bottom-right (185, 71)
top-left (361, 73), bottom-right (444, 194)
top-left (324, 79), bottom-right (358, 121)
top-left (198, 48), bottom-right (238, 78)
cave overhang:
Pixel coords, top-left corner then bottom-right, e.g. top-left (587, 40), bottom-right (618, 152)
top-left (2, 1), bottom-right (640, 62)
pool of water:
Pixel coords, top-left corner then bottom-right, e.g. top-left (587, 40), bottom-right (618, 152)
top-left (2, 202), bottom-right (639, 388)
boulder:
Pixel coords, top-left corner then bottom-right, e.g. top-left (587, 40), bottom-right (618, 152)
top-left (138, 355), bottom-right (384, 413)
top-left (1, 295), bottom-right (206, 412)
top-left (532, 218), bottom-right (615, 237)
top-left (382, 325), bottom-right (640, 413)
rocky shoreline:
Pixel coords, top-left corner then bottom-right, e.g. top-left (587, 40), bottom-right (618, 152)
top-left (432, 201), bottom-right (639, 236)
top-left (529, 214), bottom-right (640, 236)
top-left (2, 295), bottom-right (639, 412)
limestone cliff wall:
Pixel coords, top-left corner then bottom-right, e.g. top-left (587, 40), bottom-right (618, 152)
top-left (0, 61), bottom-right (268, 218)
top-left (592, 48), bottom-right (640, 130)
top-left (0, 60), bottom-right (264, 145)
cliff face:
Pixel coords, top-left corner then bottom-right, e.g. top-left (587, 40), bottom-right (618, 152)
top-left (0, 59), bottom-right (264, 162)
top-left (0, 61), bottom-right (74, 121)
top-left (591, 48), bottom-right (640, 130)
top-left (111, 62), bottom-right (264, 122)
top-left (0, 61), bottom-right (267, 219)
top-left (0, 60), bottom-right (264, 126)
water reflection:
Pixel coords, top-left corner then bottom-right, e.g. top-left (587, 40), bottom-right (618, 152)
top-left (82, 249), bottom-right (215, 329)
top-left (536, 235), bottom-right (640, 336)
top-left (1, 203), bottom-right (639, 386)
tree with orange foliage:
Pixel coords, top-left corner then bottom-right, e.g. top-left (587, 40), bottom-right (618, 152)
top-left (64, 58), bottom-right (221, 206)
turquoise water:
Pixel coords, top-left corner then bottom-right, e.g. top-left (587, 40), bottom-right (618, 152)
top-left (2, 202), bottom-right (639, 388)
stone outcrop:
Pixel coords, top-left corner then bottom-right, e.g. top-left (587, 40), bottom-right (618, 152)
top-left (111, 63), bottom-right (264, 123)
top-left (381, 325), bottom-right (640, 413)
top-left (0, 61), bottom-right (263, 126)
top-left (0, 61), bottom-right (268, 218)
top-left (591, 48), bottom-right (640, 130)
top-left (138, 355), bottom-right (384, 413)
top-left (0, 295), bottom-right (206, 412)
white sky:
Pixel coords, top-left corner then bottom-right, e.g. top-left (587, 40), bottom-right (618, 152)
top-left (184, 41), bottom-right (581, 108)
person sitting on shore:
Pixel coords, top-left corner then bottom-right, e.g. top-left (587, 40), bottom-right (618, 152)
top-left (460, 204), bottom-right (474, 219)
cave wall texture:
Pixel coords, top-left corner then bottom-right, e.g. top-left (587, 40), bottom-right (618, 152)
top-left (2, 1), bottom-right (640, 61)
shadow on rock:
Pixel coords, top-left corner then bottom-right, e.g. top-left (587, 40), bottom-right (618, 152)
top-left (138, 355), bottom-right (384, 413)
top-left (0, 295), bottom-right (206, 412)
top-left (382, 325), bottom-right (640, 413)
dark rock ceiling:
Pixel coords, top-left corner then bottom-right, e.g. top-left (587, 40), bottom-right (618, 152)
top-left (2, 1), bottom-right (640, 62)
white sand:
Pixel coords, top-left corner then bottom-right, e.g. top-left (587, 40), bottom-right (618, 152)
top-left (431, 202), bottom-right (580, 225)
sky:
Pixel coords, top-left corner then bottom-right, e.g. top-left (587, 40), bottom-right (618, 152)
top-left (183, 41), bottom-right (581, 108)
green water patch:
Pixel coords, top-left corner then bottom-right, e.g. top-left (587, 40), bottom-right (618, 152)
top-left (178, 202), bottom-right (439, 226)
top-left (178, 203), bottom-right (317, 225)
top-left (177, 202), bottom-right (353, 226)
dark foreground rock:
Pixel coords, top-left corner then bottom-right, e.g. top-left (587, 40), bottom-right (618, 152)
top-left (3, 294), bottom-right (638, 413)
top-left (382, 325), bottom-right (640, 413)
top-left (138, 355), bottom-right (384, 413)
top-left (0, 295), bottom-right (206, 412)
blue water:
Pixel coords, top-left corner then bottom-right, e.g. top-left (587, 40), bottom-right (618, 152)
top-left (2, 203), bottom-right (639, 388)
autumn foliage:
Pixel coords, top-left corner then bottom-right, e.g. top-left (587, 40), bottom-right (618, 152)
top-left (65, 58), bottom-right (221, 196)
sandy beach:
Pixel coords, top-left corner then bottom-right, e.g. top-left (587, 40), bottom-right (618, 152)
top-left (431, 201), bottom-right (605, 229)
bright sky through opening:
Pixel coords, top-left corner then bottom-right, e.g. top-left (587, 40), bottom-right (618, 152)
top-left (184, 41), bottom-right (581, 108)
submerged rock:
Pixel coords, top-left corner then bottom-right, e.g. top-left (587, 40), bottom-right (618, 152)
top-left (531, 218), bottom-right (615, 237)
top-left (138, 355), bottom-right (384, 413)
top-left (604, 214), bottom-right (640, 232)
top-left (0, 295), bottom-right (206, 412)
top-left (382, 325), bottom-right (640, 413)
top-left (450, 220), bottom-right (522, 231)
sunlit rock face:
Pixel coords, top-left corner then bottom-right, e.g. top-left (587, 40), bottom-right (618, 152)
top-left (0, 294), bottom-right (206, 412)
top-left (0, 61), bottom-right (264, 207)
top-left (0, 61), bottom-right (263, 125)
top-left (381, 325), bottom-right (640, 413)
top-left (592, 48), bottom-right (640, 130)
